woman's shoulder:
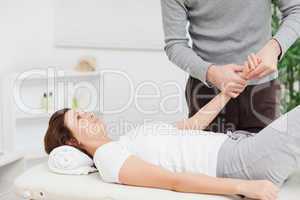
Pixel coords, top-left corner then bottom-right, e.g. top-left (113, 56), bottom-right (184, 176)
top-left (93, 141), bottom-right (132, 184)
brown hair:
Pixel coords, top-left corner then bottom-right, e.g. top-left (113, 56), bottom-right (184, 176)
top-left (44, 108), bottom-right (73, 154)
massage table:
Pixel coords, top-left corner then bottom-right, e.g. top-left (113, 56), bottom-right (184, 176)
top-left (14, 163), bottom-right (300, 200)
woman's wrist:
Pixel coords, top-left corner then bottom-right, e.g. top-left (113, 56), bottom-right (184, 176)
top-left (235, 180), bottom-right (246, 195)
top-left (217, 178), bottom-right (247, 196)
top-left (219, 91), bottom-right (232, 102)
top-left (235, 180), bottom-right (252, 196)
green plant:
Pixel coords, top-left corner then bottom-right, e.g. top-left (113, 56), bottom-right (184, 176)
top-left (272, 0), bottom-right (300, 112)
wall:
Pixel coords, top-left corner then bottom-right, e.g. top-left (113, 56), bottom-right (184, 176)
top-left (54, 0), bottom-right (164, 50)
top-left (0, 0), bottom-right (188, 154)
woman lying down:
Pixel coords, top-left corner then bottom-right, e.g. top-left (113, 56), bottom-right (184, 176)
top-left (44, 56), bottom-right (299, 200)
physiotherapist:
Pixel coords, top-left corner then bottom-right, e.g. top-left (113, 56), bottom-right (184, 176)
top-left (161, 0), bottom-right (300, 133)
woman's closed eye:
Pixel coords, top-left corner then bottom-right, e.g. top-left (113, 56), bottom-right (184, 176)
top-left (90, 113), bottom-right (95, 119)
top-left (76, 112), bottom-right (83, 120)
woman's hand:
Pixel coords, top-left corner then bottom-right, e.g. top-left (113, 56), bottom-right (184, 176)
top-left (222, 53), bottom-right (262, 98)
top-left (237, 180), bottom-right (280, 200)
top-left (242, 53), bottom-right (262, 79)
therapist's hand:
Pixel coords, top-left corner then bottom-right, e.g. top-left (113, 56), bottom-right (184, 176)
top-left (246, 39), bottom-right (282, 80)
top-left (207, 64), bottom-right (247, 98)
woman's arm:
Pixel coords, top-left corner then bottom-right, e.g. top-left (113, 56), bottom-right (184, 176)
top-left (176, 92), bottom-right (231, 130)
top-left (119, 156), bottom-right (279, 200)
top-left (176, 55), bottom-right (260, 131)
top-left (119, 155), bottom-right (238, 194)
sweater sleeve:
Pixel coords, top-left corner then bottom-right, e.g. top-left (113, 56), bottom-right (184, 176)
top-left (273, 0), bottom-right (300, 60)
top-left (161, 0), bottom-right (212, 86)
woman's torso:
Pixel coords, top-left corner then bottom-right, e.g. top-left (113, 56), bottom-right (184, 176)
top-left (118, 122), bottom-right (229, 177)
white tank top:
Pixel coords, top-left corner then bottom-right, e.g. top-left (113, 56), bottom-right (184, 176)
top-left (94, 122), bottom-right (228, 183)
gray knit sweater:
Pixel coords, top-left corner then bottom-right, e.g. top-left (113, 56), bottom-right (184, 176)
top-left (161, 0), bottom-right (300, 85)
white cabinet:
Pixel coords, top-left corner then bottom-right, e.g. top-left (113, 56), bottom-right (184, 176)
top-left (4, 69), bottom-right (102, 160)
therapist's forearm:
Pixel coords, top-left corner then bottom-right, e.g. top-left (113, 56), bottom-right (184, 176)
top-left (177, 93), bottom-right (231, 130)
top-left (273, 0), bottom-right (300, 59)
top-left (161, 0), bottom-right (212, 86)
top-left (165, 43), bottom-right (212, 86)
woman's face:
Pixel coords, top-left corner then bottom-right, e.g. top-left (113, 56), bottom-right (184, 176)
top-left (64, 109), bottom-right (106, 145)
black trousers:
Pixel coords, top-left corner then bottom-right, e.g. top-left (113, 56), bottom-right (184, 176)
top-left (185, 76), bottom-right (282, 133)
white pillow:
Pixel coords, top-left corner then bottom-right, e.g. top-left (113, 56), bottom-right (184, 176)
top-left (48, 145), bottom-right (97, 175)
